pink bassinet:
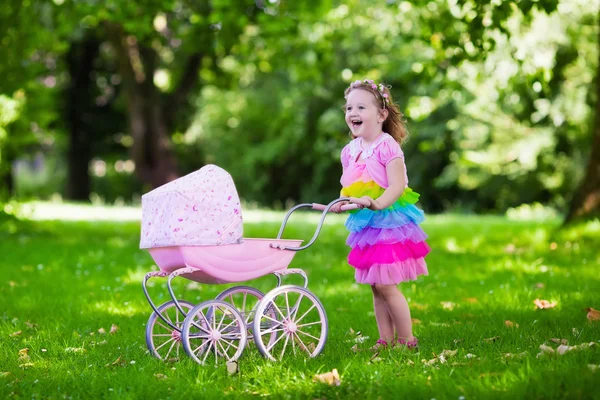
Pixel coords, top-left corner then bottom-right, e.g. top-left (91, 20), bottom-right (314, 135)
top-left (140, 165), bottom-right (302, 284)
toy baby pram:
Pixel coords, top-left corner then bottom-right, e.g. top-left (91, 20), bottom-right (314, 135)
top-left (140, 165), bottom-right (365, 365)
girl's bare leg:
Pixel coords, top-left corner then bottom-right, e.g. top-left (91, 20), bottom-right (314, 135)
top-left (371, 285), bottom-right (395, 343)
top-left (373, 284), bottom-right (414, 341)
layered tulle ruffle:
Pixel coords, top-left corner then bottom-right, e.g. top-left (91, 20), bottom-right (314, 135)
top-left (348, 241), bottom-right (431, 270)
top-left (355, 257), bottom-right (428, 285)
top-left (341, 178), bottom-right (429, 284)
top-left (346, 223), bottom-right (428, 248)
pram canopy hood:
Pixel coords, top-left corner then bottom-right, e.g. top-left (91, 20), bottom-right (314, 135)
top-left (140, 165), bottom-right (243, 249)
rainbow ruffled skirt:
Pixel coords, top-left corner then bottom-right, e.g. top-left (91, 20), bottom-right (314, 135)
top-left (341, 181), bottom-right (429, 284)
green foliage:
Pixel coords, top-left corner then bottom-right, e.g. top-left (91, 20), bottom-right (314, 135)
top-left (0, 0), bottom-right (597, 213)
top-left (1, 207), bottom-right (599, 398)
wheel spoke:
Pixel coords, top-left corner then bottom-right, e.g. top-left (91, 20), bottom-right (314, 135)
top-left (296, 329), bottom-right (320, 341)
top-left (270, 301), bottom-right (289, 322)
top-left (164, 338), bottom-right (178, 359)
top-left (260, 326), bottom-right (285, 335)
top-left (290, 293), bottom-right (304, 320)
top-left (202, 342), bottom-right (213, 364)
top-left (216, 306), bottom-right (227, 331)
top-left (152, 333), bottom-right (175, 337)
top-left (154, 337), bottom-right (175, 352)
top-left (266, 329), bottom-right (287, 351)
top-left (241, 293), bottom-right (248, 315)
top-left (293, 332), bottom-right (311, 354)
top-left (295, 304), bottom-right (316, 325)
top-left (155, 320), bottom-right (172, 333)
top-left (192, 339), bottom-right (209, 355)
top-left (279, 333), bottom-right (290, 359)
top-left (296, 320), bottom-right (322, 329)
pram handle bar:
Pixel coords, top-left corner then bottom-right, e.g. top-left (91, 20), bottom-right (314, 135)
top-left (272, 197), bottom-right (369, 251)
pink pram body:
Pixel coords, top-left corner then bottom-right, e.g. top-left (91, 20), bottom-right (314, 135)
top-left (147, 238), bottom-right (302, 284)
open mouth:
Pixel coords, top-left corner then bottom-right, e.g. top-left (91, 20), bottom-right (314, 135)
top-left (351, 120), bottom-right (363, 129)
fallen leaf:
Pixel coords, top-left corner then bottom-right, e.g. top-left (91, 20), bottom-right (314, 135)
top-left (406, 360), bottom-right (415, 365)
top-left (440, 349), bottom-right (458, 358)
top-left (0, 372), bottom-right (11, 378)
top-left (536, 344), bottom-right (555, 358)
top-left (369, 356), bottom-right (383, 364)
top-left (348, 336), bottom-right (369, 344)
top-left (19, 363), bottom-right (34, 369)
top-left (586, 308), bottom-right (600, 321)
top-left (589, 364), bottom-right (599, 372)
top-left (465, 297), bottom-right (478, 304)
top-left (535, 282), bottom-right (545, 289)
top-left (10, 331), bottom-right (22, 337)
top-left (226, 361), bottom-right (239, 375)
top-left (350, 344), bottom-right (359, 353)
top-left (25, 321), bottom-right (38, 329)
top-left (313, 369), bottom-right (340, 386)
top-left (110, 324), bottom-right (119, 334)
top-left (411, 318), bottom-right (422, 325)
top-left (484, 336), bottom-right (501, 343)
top-left (154, 373), bottom-right (168, 380)
top-left (505, 320), bottom-right (519, 328)
top-left (423, 357), bottom-right (438, 366)
top-left (534, 299), bottom-right (557, 310)
top-left (18, 348), bottom-right (30, 362)
top-left (105, 355), bottom-right (126, 367)
top-left (556, 345), bottom-right (573, 355)
top-left (307, 342), bottom-right (316, 352)
top-left (464, 353), bottom-right (477, 359)
top-left (441, 301), bottom-right (455, 310)
top-left (572, 328), bottom-right (580, 337)
top-left (98, 328), bottom-right (106, 335)
top-left (348, 328), bottom-right (355, 335)
top-left (550, 338), bottom-right (568, 345)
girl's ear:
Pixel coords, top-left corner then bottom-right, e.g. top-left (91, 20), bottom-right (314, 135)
top-left (379, 108), bottom-right (389, 123)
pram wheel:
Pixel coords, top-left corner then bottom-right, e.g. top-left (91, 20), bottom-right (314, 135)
top-left (215, 286), bottom-right (279, 347)
top-left (181, 300), bottom-right (248, 365)
top-left (146, 300), bottom-right (194, 361)
top-left (252, 285), bottom-right (328, 361)
top-left (215, 286), bottom-right (265, 338)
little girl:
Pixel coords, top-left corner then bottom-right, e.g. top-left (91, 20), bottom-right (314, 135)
top-left (332, 79), bottom-right (430, 350)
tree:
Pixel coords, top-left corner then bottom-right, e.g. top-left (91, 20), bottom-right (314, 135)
top-left (564, 8), bottom-right (600, 223)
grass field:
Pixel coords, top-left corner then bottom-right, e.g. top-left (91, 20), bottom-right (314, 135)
top-left (1, 204), bottom-right (599, 399)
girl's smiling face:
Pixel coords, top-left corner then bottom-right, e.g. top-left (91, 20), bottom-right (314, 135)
top-left (344, 89), bottom-right (386, 142)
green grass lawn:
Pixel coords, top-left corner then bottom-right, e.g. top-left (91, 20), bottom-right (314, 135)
top-left (1, 205), bottom-right (599, 399)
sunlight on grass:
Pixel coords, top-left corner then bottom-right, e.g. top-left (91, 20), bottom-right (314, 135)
top-left (2, 205), bottom-right (599, 399)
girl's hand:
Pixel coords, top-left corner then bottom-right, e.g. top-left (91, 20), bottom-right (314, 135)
top-left (330, 201), bottom-right (349, 213)
top-left (351, 196), bottom-right (383, 210)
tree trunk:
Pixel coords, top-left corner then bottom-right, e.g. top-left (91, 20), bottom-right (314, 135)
top-left (65, 35), bottom-right (100, 201)
top-left (106, 24), bottom-right (185, 189)
top-left (564, 11), bottom-right (600, 224)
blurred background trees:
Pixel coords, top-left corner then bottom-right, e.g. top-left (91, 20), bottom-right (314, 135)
top-left (0, 0), bottom-right (597, 220)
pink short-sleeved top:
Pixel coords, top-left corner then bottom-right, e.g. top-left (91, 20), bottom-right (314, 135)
top-left (340, 132), bottom-right (408, 189)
